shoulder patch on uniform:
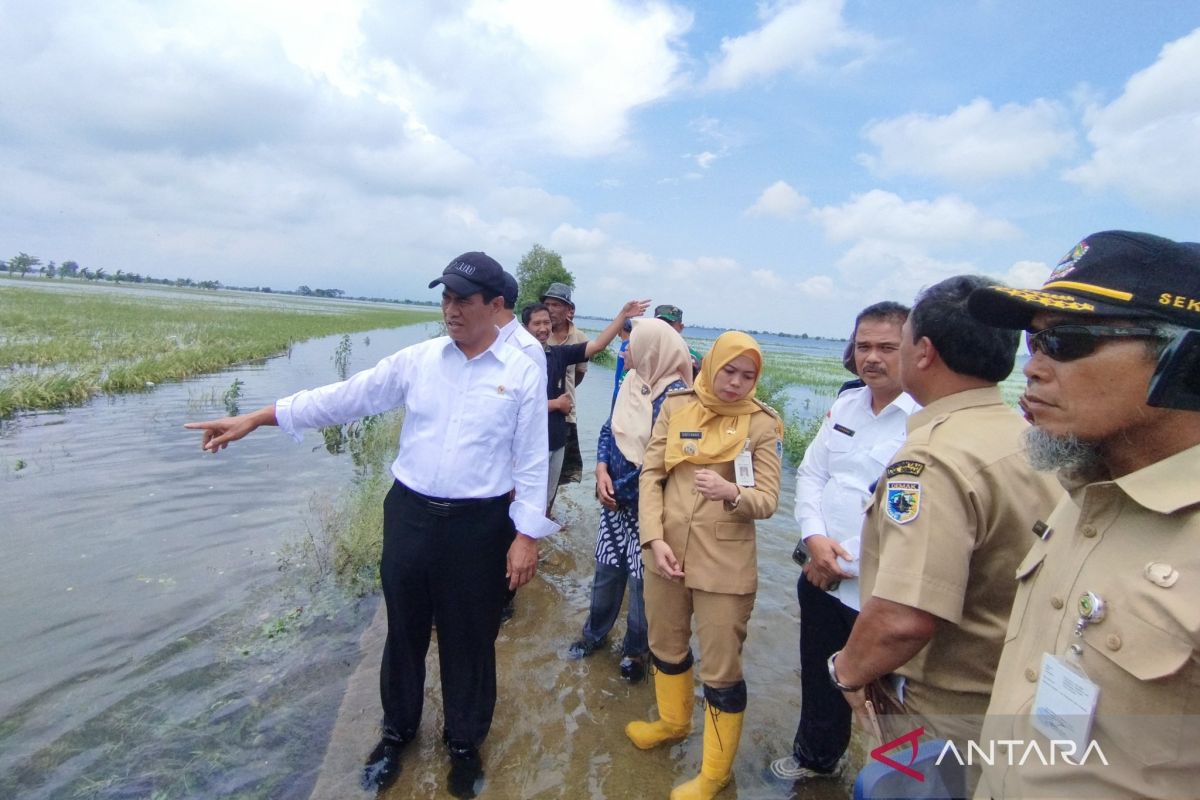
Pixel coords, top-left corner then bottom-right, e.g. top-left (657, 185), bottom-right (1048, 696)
top-left (753, 398), bottom-right (781, 418)
top-left (885, 479), bottom-right (921, 524)
top-left (886, 459), bottom-right (925, 478)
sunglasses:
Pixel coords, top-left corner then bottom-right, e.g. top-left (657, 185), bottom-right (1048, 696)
top-left (1026, 324), bottom-right (1163, 362)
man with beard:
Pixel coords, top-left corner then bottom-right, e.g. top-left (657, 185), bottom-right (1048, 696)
top-left (828, 276), bottom-right (1060, 781)
top-left (967, 231), bottom-right (1200, 800)
top-left (771, 301), bottom-right (919, 783)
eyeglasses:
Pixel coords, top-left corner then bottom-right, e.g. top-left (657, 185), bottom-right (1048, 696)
top-left (1026, 324), bottom-right (1163, 362)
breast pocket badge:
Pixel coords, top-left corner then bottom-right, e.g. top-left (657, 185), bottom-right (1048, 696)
top-left (885, 479), bottom-right (921, 524)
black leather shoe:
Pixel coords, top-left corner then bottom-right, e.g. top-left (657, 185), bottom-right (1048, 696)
top-left (619, 655), bottom-right (646, 682)
top-left (361, 738), bottom-right (407, 793)
top-left (446, 743), bottom-right (483, 799)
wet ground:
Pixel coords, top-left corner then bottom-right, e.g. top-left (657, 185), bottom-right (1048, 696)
top-left (1, 319), bottom-right (861, 799)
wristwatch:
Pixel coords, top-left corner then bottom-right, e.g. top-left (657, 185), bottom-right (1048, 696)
top-left (827, 651), bottom-right (863, 692)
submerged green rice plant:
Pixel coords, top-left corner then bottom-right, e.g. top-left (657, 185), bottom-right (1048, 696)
top-left (0, 285), bottom-right (437, 417)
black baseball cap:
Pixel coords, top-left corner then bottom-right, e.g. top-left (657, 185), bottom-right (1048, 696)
top-left (429, 252), bottom-right (507, 297)
top-left (501, 271), bottom-right (518, 307)
top-left (968, 231), bottom-right (1200, 330)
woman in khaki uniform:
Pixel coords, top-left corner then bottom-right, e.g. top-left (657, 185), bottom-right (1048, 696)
top-left (626, 331), bottom-right (783, 800)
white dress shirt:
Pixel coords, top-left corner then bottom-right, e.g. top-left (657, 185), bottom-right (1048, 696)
top-left (275, 333), bottom-right (558, 539)
top-left (795, 386), bottom-right (918, 609)
top-left (498, 315), bottom-right (547, 377)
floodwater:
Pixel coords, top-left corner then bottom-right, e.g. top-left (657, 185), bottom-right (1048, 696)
top-left (1, 321), bottom-right (859, 800)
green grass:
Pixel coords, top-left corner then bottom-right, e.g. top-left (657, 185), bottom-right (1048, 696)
top-left (0, 286), bottom-right (438, 416)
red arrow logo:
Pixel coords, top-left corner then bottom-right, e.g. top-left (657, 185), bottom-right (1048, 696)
top-left (870, 726), bottom-right (926, 781)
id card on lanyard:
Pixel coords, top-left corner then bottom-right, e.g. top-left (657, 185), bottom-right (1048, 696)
top-left (734, 438), bottom-right (755, 487)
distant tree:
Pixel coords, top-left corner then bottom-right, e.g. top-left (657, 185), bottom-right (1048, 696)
top-left (113, 269), bottom-right (125, 284)
top-left (515, 244), bottom-right (574, 313)
top-left (43, 260), bottom-right (57, 278)
top-left (297, 285), bottom-right (313, 296)
top-left (9, 252), bottom-right (40, 277)
top-left (94, 268), bottom-right (107, 281)
top-left (59, 260), bottom-right (80, 278)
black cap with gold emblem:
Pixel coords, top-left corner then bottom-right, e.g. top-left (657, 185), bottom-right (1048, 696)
top-left (967, 231), bottom-right (1200, 330)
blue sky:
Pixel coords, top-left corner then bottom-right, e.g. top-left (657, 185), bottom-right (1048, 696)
top-left (1, 1), bottom-right (1198, 336)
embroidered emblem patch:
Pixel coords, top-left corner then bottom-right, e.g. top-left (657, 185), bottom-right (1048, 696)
top-left (1048, 240), bottom-right (1089, 281)
top-left (886, 480), bottom-right (921, 524)
top-left (886, 460), bottom-right (925, 478)
top-left (991, 286), bottom-right (1096, 313)
top-left (683, 443), bottom-right (697, 456)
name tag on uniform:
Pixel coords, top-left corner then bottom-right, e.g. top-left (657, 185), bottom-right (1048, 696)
top-left (734, 439), bottom-right (755, 487)
top-left (832, 423), bottom-right (855, 436)
top-left (1032, 653), bottom-right (1099, 750)
top-left (679, 431), bottom-right (703, 439)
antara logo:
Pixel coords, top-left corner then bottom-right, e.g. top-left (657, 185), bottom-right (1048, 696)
top-left (870, 727), bottom-right (1109, 779)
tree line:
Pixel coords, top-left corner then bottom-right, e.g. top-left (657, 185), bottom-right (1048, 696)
top-left (2, 244), bottom-right (576, 310)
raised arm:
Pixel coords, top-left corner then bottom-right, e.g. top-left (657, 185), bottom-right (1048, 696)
top-left (583, 299), bottom-right (651, 358)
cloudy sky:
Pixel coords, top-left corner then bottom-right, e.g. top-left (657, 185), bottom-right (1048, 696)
top-left (2, 1), bottom-right (1198, 336)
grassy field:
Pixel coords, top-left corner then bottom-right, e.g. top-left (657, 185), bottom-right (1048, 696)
top-left (0, 282), bottom-right (439, 417)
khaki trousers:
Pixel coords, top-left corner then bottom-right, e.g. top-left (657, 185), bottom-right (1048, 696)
top-left (643, 569), bottom-right (755, 688)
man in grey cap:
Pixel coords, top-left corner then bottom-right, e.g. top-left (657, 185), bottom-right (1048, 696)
top-left (186, 251), bottom-right (556, 798)
top-left (541, 281), bottom-right (588, 497)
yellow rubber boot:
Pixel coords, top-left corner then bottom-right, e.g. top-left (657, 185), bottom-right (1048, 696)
top-left (669, 706), bottom-right (744, 800)
top-left (625, 667), bottom-right (694, 750)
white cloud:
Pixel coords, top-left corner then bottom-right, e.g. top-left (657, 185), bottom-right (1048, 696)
top-left (549, 223), bottom-right (608, 252)
top-left (361, 0), bottom-right (693, 158)
top-left (811, 190), bottom-right (1018, 244)
top-left (999, 259), bottom-right (1051, 290)
top-left (1065, 28), bottom-right (1200, 208)
top-left (860, 98), bottom-right (1076, 182)
top-left (703, 0), bottom-right (877, 90)
top-left (696, 151), bottom-right (718, 169)
top-left (745, 180), bottom-right (809, 219)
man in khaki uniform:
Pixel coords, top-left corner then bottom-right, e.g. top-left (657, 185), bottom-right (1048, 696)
top-left (967, 230), bottom-right (1200, 799)
top-left (829, 275), bottom-right (1061, 752)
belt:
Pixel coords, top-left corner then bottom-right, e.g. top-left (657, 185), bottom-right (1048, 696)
top-left (397, 482), bottom-right (509, 518)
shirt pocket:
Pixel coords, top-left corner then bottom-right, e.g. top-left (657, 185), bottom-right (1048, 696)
top-left (469, 391), bottom-right (519, 448)
top-left (1004, 546), bottom-right (1045, 643)
top-left (1083, 609), bottom-right (1193, 765)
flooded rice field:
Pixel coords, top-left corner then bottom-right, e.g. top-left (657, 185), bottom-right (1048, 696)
top-left (1, 320), bottom-right (857, 800)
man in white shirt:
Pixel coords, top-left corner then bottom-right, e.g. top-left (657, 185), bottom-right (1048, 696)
top-left (185, 252), bottom-right (556, 799)
top-left (496, 271), bottom-right (546, 376)
top-left (771, 301), bottom-right (917, 783)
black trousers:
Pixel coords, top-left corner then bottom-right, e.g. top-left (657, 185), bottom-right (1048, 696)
top-left (793, 575), bottom-right (859, 771)
top-left (379, 482), bottom-right (514, 748)
top-left (559, 422), bottom-right (582, 485)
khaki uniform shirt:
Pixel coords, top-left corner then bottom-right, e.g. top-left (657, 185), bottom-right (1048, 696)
top-left (639, 391), bottom-right (783, 595)
top-left (548, 323), bottom-right (587, 425)
top-left (860, 386), bottom-right (1061, 698)
top-left (977, 443), bottom-right (1200, 800)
